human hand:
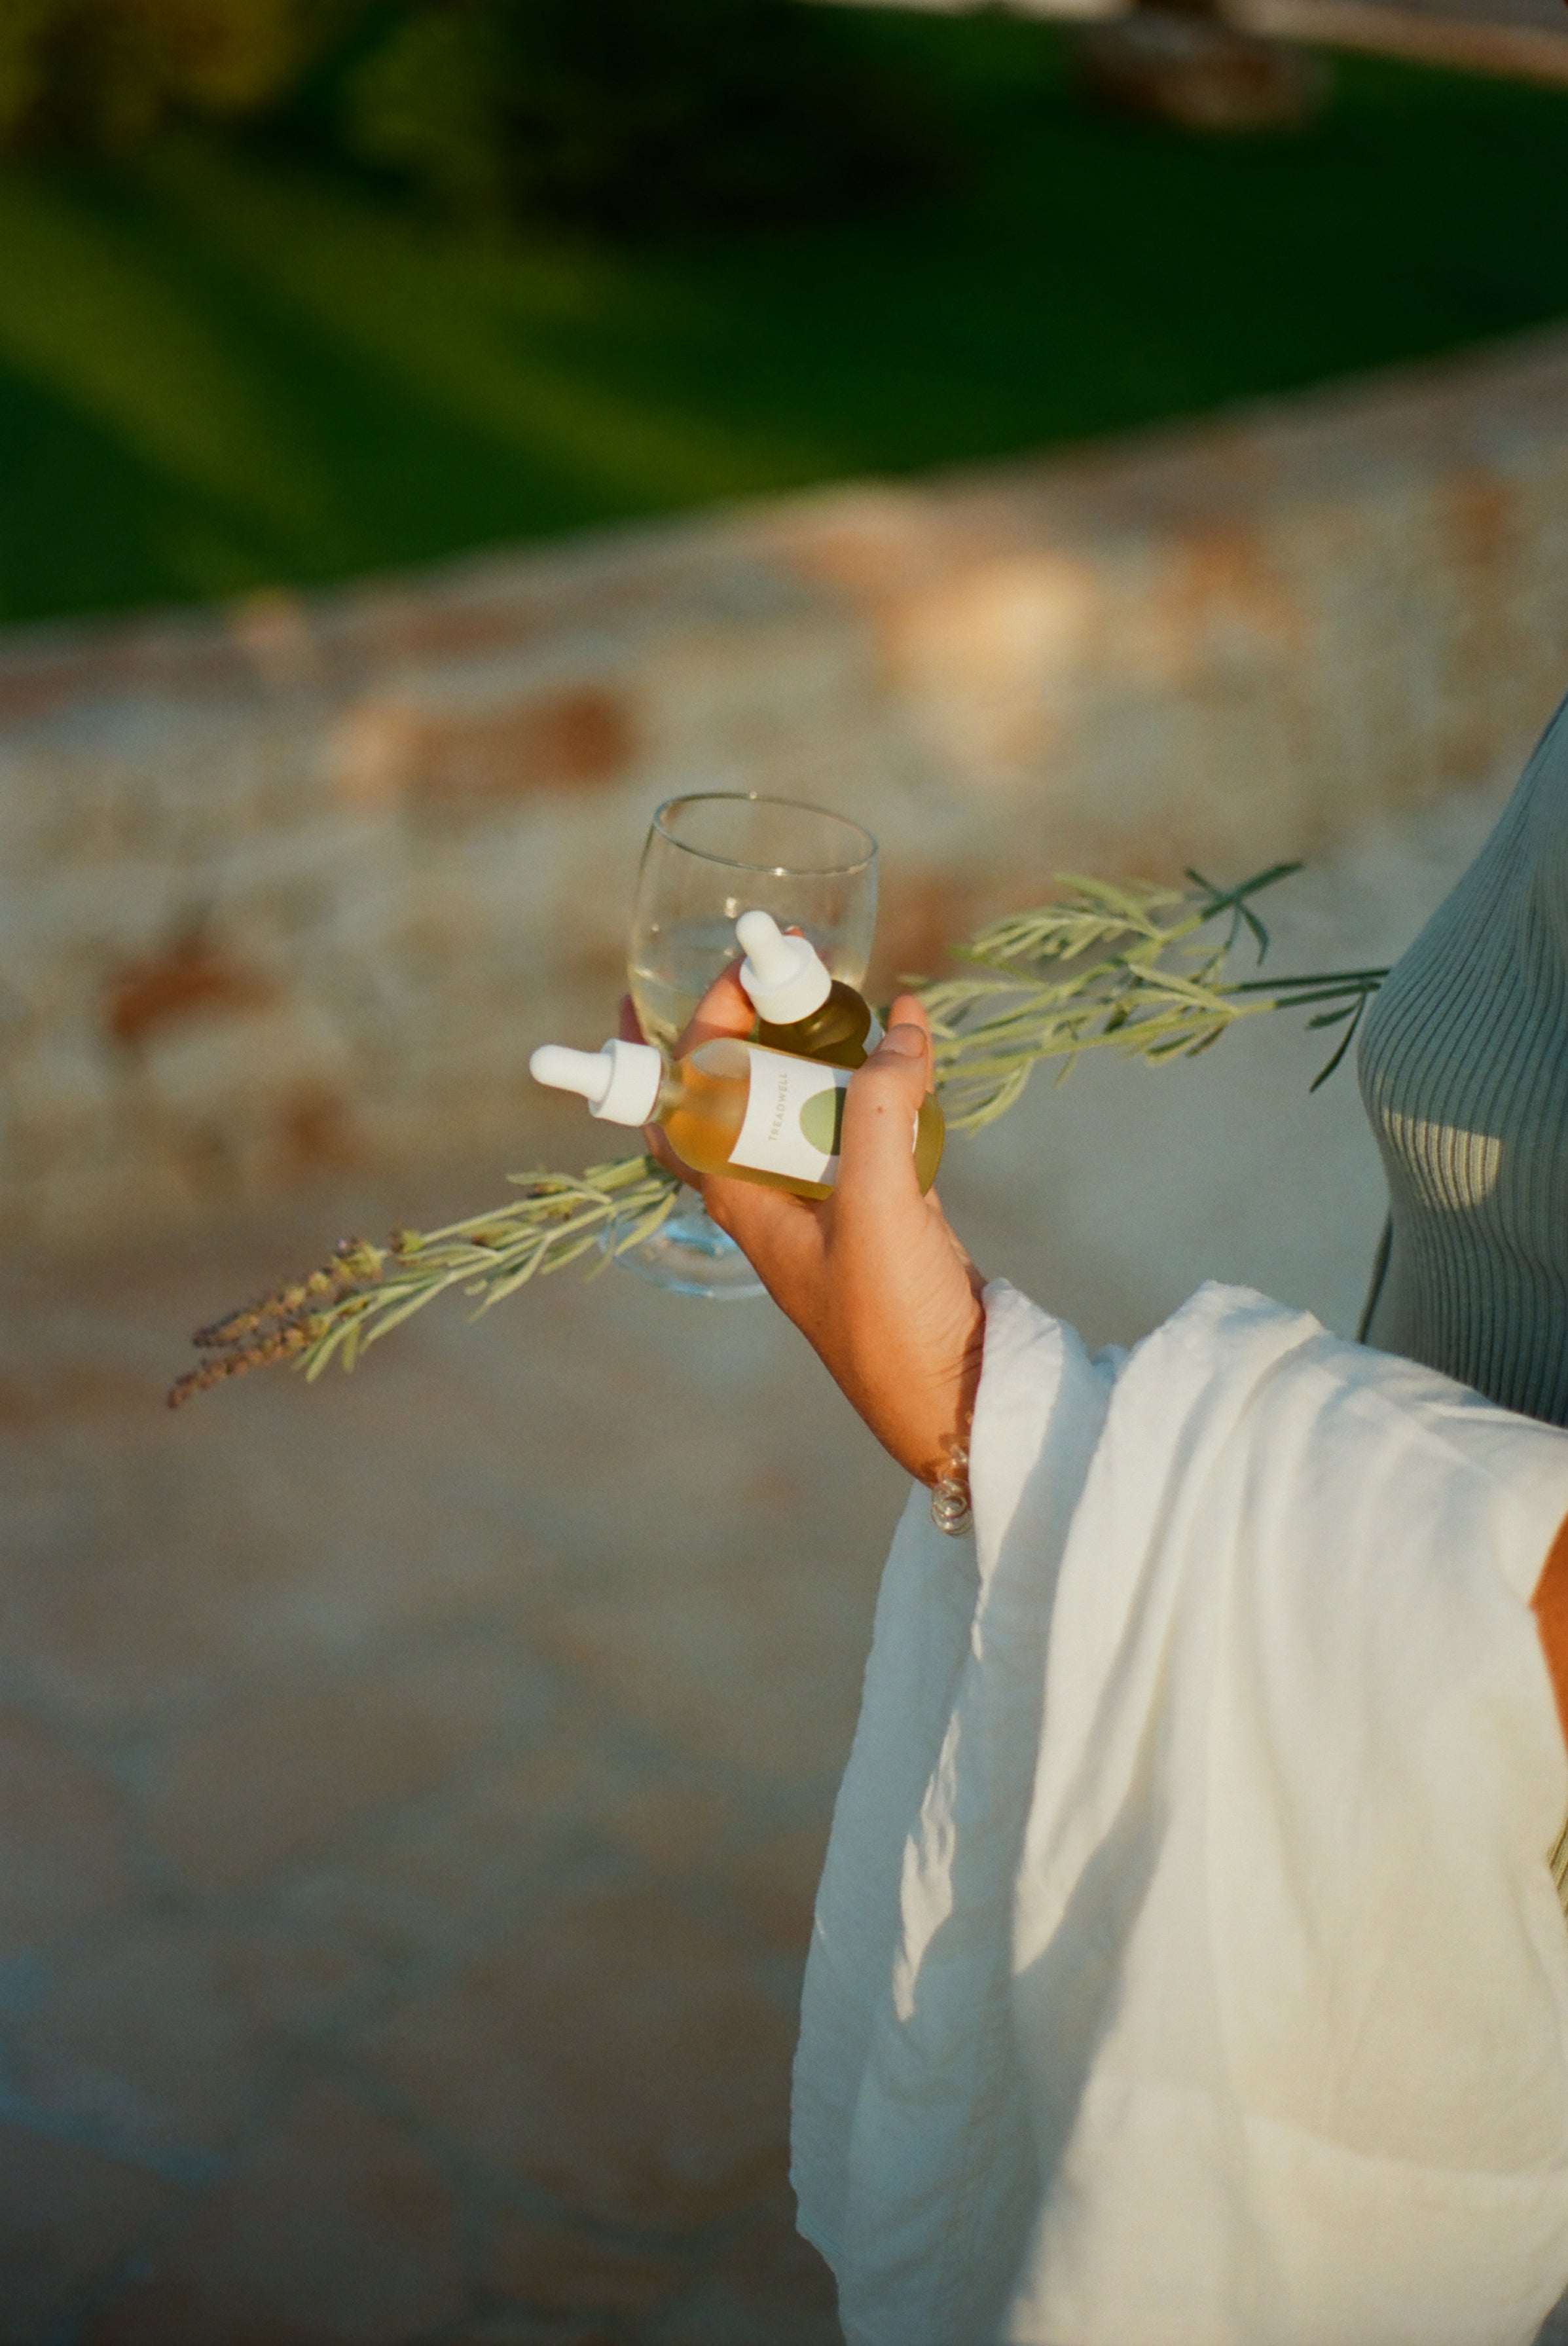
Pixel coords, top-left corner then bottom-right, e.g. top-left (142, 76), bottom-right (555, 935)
top-left (622, 972), bottom-right (986, 1485)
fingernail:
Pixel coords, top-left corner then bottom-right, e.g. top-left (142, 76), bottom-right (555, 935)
top-left (879, 1025), bottom-right (925, 1057)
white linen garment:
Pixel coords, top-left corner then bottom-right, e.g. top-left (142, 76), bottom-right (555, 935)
top-left (793, 1281), bottom-right (1568, 2346)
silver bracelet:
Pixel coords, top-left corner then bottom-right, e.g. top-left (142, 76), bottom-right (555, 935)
top-left (930, 1438), bottom-right (972, 1537)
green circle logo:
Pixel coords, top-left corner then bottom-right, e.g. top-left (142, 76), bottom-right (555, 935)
top-left (798, 1086), bottom-right (846, 1157)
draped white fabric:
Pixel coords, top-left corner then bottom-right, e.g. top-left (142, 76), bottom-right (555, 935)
top-left (793, 1281), bottom-right (1568, 2346)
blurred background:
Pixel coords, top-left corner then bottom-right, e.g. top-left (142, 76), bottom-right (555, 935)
top-left (4, 2), bottom-right (1568, 2340)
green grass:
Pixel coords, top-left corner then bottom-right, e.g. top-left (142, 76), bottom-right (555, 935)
top-left (4, 12), bottom-right (1568, 625)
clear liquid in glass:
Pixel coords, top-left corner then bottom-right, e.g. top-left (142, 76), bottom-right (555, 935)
top-left (629, 917), bottom-right (846, 1053)
top-left (627, 917), bottom-right (746, 1052)
top-left (615, 793), bottom-right (878, 1300)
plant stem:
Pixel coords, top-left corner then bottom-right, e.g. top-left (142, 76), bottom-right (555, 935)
top-left (170, 863), bottom-right (1387, 1401)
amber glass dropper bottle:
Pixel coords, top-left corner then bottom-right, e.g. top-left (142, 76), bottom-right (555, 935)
top-left (531, 1035), bottom-right (943, 1200)
top-left (735, 909), bottom-right (882, 1068)
top-left (733, 909), bottom-right (945, 1175)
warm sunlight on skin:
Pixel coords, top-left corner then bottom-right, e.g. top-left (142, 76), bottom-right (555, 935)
top-left (1533, 1512), bottom-right (1568, 1751)
top-left (632, 968), bottom-right (986, 1488)
top-left (646, 968), bottom-right (1568, 1750)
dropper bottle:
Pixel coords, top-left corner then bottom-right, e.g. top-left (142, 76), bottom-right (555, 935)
top-left (734, 909), bottom-right (945, 1175)
top-left (530, 1033), bottom-right (943, 1201)
top-left (735, 909), bottom-right (881, 1068)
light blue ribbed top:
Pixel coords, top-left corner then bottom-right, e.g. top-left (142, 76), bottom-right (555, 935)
top-left (1359, 693), bottom-right (1568, 1431)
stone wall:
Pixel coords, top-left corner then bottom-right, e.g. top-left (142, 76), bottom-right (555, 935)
top-left (5, 326), bottom-right (1568, 1247)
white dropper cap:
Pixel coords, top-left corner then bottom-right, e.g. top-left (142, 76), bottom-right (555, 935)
top-left (530, 1038), bottom-right (663, 1125)
top-left (735, 909), bottom-right (831, 1025)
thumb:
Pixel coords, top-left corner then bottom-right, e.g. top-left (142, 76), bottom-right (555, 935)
top-left (677, 962), bottom-right (757, 1054)
top-left (837, 1017), bottom-right (931, 1204)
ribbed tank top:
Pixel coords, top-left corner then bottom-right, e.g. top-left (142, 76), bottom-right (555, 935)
top-left (1358, 691), bottom-right (1568, 1429)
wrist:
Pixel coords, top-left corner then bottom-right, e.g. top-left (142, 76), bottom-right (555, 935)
top-left (930, 1433), bottom-right (972, 1536)
top-left (898, 1290), bottom-right (987, 1490)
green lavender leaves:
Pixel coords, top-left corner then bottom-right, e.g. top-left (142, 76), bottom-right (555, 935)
top-left (169, 1156), bottom-right (678, 1404)
top-left (171, 864), bottom-right (1387, 1400)
top-left (924, 863), bottom-right (1386, 1131)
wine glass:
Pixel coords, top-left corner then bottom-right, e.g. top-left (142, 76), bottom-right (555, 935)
top-left (618, 792), bottom-right (879, 1298)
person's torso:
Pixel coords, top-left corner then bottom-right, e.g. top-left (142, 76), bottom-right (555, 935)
top-left (1358, 695), bottom-right (1568, 1427)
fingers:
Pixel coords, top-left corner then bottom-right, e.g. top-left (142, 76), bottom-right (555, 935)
top-left (675, 964), bottom-right (756, 1057)
top-left (888, 990), bottom-right (932, 1040)
top-left (622, 994), bottom-right (700, 1182)
top-left (836, 1013), bottom-right (932, 1210)
top-left (884, 992), bottom-right (934, 1086)
top-left (644, 1124), bottom-right (695, 1184)
top-left (701, 1167), bottom-right (822, 1324)
top-left (630, 972), bottom-right (754, 1184)
top-left (702, 1167), bottom-right (808, 1250)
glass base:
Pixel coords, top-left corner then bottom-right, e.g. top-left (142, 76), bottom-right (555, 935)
top-left (606, 1197), bottom-right (766, 1301)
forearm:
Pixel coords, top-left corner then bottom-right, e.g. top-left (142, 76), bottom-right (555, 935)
top-left (1532, 1509), bottom-right (1568, 1750)
top-left (795, 1259), bottom-right (987, 1486)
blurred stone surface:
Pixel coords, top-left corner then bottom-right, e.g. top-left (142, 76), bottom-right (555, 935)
top-left (488, 2211), bottom-right (684, 2324)
top-left (1229, 0), bottom-right (1568, 84)
top-left (361, 1884), bottom-right (797, 2226)
top-left (652, 2196), bottom-right (843, 2346)
top-left (1, 1915), bottom-right (370, 2161)
top-left (140, 1645), bottom-right (543, 1898)
top-left (0, 788), bottom-right (1518, 2342)
top-left (81, 2081), bottom-right (470, 2346)
top-left (1074, 9), bottom-right (1330, 130)
top-left (0, 1174), bottom-right (906, 2345)
top-left (3, 329), bottom-right (1568, 1249)
top-left (0, 2126), bottom-right (173, 2345)
top-left (1, 316), bottom-right (1562, 2339)
top-left (0, 1710), bottom-right (137, 1958)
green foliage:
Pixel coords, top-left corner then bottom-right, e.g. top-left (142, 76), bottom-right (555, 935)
top-left (0, 0), bottom-right (957, 228)
top-left (5, 30), bottom-right (1568, 625)
top-left (338, 0), bottom-right (957, 232)
top-left (924, 866), bottom-right (1387, 1130)
top-left (168, 1155), bottom-right (679, 1402)
top-left (0, 0), bottom-right (352, 155)
top-left (170, 866), bottom-right (1389, 1401)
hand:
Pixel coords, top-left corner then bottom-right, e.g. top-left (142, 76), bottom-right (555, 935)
top-left (625, 972), bottom-right (987, 1485)
top-left (1533, 1512), bottom-right (1568, 1754)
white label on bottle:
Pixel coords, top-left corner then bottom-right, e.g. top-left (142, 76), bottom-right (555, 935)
top-left (729, 1045), bottom-right (850, 1187)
